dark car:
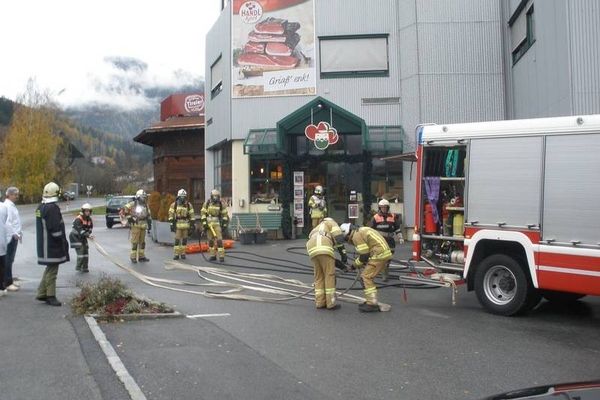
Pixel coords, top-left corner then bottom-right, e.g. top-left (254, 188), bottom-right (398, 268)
top-left (105, 195), bottom-right (135, 228)
top-left (62, 190), bottom-right (76, 201)
top-left (481, 380), bottom-right (600, 399)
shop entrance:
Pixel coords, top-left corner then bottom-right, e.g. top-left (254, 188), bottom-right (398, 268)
top-left (301, 161), bottom-right (363, 232)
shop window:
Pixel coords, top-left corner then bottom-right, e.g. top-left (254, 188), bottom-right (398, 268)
top-left (211, 55), bottom-right (223, 98)
top-left (510, 2), bottom-right (535, 65)
top-left (319, 34), bottom-right (389, 78)
top-left (250, 157), bottom-right (282, 203)
top-left (214, 143), bottom-right (232, 204)
top-left (371, 159), bottom-right (403, 202)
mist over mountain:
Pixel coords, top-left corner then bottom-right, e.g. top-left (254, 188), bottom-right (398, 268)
top-left (62, 56), bottom-right (205, 139)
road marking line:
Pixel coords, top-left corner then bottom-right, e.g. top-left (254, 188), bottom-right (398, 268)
top-left (187, 313), bottom-right (231, 318)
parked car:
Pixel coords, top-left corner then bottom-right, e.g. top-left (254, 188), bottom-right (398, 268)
top-left (105, 195), bottom-right (135, 228)
top-left (62, 190), bottom-right (76, 201)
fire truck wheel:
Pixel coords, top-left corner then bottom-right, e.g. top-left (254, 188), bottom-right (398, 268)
top-left (539, 290), bottom-right (586, 304)
top-left (474, 254), bottom-right (538, 316)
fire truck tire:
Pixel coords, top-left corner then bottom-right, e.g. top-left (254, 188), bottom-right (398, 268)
top-left (474, 254), bottom-right (539, 316)
top-left (540, 290), bottom-right (586, 304)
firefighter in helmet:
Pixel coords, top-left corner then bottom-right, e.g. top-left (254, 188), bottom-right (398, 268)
top-left (306, 217), bottom-right (348, 310)
top-left (369, 198), bottom-right (403, 281)
top-left (308, 185), bottom-right (327, 229)
top-left (340, 222), bottom-right (392, 312)
top-left (200, 189), bottom-right (229, 262)
top-left (168, 189), bottom-right (195, 260)
top-left (69, 203), bottom-right (94, 272)
top-left (124, 189), bottom-right (152, 263)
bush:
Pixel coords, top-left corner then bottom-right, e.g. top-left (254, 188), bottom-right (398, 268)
top-left (70, 273), bottom-right (174, 319)
top-left (147, 191), bottom-right (176, 222)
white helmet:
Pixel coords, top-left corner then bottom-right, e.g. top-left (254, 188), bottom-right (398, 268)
top-left (177, 189), bottom-right (187, 197)
top-left (211, 189), bottom-right (220, 197)
top-left (82, 203), bottom-right (92, 210)
top-left (43, 182), bottom-right (60, 198)
top-left (378, 199), bottom-right (390, 207)
top-left (136, 189), bottom-right (147, 199)
top-left (340, 223), bottom-right (355, 237)
top-left (314, 185), bottom-right (323, 195)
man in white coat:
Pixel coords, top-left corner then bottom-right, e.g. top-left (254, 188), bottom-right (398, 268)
top-left (4, 187), bottom-right (22, 291)
top-left (0, 201), bottom-right (8, 297)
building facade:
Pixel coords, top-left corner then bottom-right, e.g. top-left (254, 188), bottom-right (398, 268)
top-left (205, 0), bottom-right (599, 238)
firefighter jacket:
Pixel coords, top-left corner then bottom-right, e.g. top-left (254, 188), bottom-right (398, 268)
top-left (306, 219), bottom-right (347, 259)
top-left (200, 199), bottom-right (229, 229)
top-left (69, 213), bottom-right (93, 249)
top-left (308, 194), bottom-right (327, 219)
top-left (370, 211), bottom-right (402, 238)
top-left (124, 200), bottom-right (151, 230)
top-left (168, 200), bottom-right (195, 230)
top-left (349, 227), bottom-right (392, 268)
top-left (36, 201), bottom-right (70, 265)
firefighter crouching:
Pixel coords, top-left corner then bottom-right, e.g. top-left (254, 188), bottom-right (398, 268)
top-left (168, 189), bottom-right (195, 260)
top-left (340, 223), bottom-right (392, 312)
top-left (308, 185), bottom-right (327, 228)
top-left (370, 199), bottom-right (403, 281)
top-left (124, 189), bottom-right (152, 263)
top-left (306, 217), bottom-right (348, 310)
top-left (200, 189), bottom-right (229, 262)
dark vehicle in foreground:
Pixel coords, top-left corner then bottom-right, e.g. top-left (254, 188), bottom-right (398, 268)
top-left (482, 380), bottom-right (600, 399)
top-left (105, 195), bottom-right (134, 228)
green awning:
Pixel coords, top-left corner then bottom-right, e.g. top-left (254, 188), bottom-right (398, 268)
top-left (365, 125), bottom-right (404, 154)
top-left (243, 128), bottom-right (279, 155)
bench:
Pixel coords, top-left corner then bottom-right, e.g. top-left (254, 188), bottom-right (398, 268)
top-left (230, 212), bottom-right (282, 239)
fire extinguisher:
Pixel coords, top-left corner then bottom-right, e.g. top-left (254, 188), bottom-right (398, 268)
top-left (425, 204), bottom-right (437, 234)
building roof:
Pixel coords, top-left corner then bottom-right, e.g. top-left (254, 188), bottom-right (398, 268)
top-left (134, 116), bottom-right (205, 146)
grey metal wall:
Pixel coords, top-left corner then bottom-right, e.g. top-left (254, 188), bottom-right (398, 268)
top-left (503, 0), bottom-right (600, 119)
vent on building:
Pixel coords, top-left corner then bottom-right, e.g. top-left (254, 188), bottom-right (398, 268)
top-left (362, 97), bottom-right (400, 105)
top-left (207, 118), bottom-right (213, 126)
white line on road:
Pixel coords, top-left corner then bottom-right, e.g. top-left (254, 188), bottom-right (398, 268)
top-left (187, 313), bottom-right (231, 318)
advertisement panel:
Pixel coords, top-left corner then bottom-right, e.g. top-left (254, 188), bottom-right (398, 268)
top-left (231, 0), bottom-right (316, 98)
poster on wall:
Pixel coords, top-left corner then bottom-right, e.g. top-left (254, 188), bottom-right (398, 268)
top-left (231, 0), bottom-right (316, 98)
top-left (294, 199), bottom-right (304, 228)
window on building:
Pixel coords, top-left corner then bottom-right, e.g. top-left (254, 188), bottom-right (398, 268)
top-left (250, 157), bottom-right (282, 204)
top-left (211, 55), bottom-right (223, 98)
top-left (510, 3), bottom-right (535, 65)
top-left (214, 143), bottom-right (232, 204)
top-left (319, 34), bottom-right (389, 78)
top-left (371, 159), bottom-right (403, 203)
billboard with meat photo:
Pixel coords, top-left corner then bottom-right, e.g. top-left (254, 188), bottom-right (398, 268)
top-left (232, 0), bottom-right (316, 98)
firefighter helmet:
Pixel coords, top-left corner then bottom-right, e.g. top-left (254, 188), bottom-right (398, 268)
top-left (314, 185), bottom-right (323, 195)
top-left (43, 182), bottom-right (60, 198)
top-left (81, 203), bottom-right (92, 213)
top-left (211, 189), bottom-right (220, 202)
top-left (378, 199), bottom-right (390, 212)
top-left (177, 189), bottom-right (187, 197)
top-left (340, 223), bottom-right (356, 237)
top-left (135, 189), bottom-right (147, 200)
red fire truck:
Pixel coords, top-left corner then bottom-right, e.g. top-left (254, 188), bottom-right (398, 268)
top-left (408, 114), bottom-right (600, 316)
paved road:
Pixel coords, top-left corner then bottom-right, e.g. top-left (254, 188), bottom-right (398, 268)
top-left (1, 200), bottom-right (599, 400)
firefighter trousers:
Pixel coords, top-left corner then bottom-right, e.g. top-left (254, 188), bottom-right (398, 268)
top-left (360, 259), bottom-right (389, 305)
top-left (312, 254), bottom-right (337, 309)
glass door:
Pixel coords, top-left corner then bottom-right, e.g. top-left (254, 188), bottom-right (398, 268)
top-left (326, 162), bottom-right (363, 224)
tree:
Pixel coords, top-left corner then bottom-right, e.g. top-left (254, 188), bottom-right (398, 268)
top-left (0, 79), bottom-right (61, 203)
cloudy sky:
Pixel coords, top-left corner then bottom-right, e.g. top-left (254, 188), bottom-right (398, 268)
top-left (0, 1), bottom-right (222, 109)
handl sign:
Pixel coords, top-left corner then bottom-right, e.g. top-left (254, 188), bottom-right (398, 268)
top-left (305, 121), bottom-right (338, 150)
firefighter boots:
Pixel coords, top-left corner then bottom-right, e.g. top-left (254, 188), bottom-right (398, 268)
top-left (358, 303), bottom-right (380, 312)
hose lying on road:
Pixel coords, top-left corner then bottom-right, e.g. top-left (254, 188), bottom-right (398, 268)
top-left (89, 238), bottom-right (392, 310)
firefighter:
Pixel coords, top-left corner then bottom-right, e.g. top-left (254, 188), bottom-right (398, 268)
top-left (124, 189), bottom-right (152, 263)
top-left (308, 185), bottom-right (327, 228)
top-left (168, 189), bottom-right (195, 260)
top-left (340, 223), bottom-right (392, 312)
top-left (370, 199), bottom-right (403, 281)
top-left (69, 203), bottom-right (94, 272)
top-left (200, 189), bottom-right (229, 262)
top-left (306, 217), bottom-right (348, 310)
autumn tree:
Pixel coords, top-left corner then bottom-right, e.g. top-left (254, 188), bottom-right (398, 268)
top-left (0, 79), bottom-right (61, 203)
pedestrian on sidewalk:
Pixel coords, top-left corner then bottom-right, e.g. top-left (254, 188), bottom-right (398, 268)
top-left (3, 187), bottom-right (22, 292)
top-left (69, 203), bottom-right (94, 272)
top-left (35, 182), bottom-right (70, 306)
top-left (0, 201), bottom-right (8, 298)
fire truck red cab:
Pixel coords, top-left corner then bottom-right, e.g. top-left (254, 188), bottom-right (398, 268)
top-left (411, 114), bottom-right (600, 316)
